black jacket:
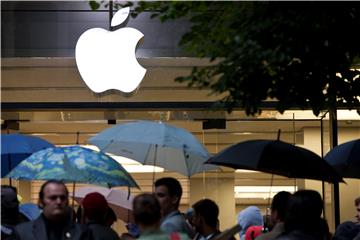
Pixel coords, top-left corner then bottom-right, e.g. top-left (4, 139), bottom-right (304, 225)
top-left (87, 222), bottom-right (120, 240)
top-left (14, 214), bottom-right (90, 240)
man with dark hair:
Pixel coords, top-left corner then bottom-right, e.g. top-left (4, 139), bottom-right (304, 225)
top-left (14, 179), bottom-right (90, 240)
top-left (192, 199), bottom-right (220, 240)
top-left (133, 193), bottom-right (189, 240)
top-left (192, 199), bottom-right (236, 240)
top-left (256, 191), bottom-right (292, 240)
top-left (154, 177), bottom-right (192, 237)
top-left (38, 180), bottom-right (69, 201)
top-left (276, 189), bottom-right (330, 240)
top-left (133, 193), bottom-right (162, 228)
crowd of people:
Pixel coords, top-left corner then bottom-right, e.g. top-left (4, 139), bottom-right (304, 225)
top-left (1, 178), bottom-right (360, 240)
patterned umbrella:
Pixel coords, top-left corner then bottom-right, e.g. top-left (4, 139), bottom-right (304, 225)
top-left (6, 145), bottom-right (139, 188)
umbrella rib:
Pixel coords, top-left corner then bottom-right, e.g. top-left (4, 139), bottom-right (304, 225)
top-left (89, 121), bottom-right (211, 178)
top-left (99, 139), bottom-right (114, 152)
top-left (183, 146), bottom-right (190, 177)
top-left (152, 144), bottom-right (158, 185)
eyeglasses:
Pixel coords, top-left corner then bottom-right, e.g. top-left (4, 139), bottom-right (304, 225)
top-left (48, 195), bottom-right (67, 201)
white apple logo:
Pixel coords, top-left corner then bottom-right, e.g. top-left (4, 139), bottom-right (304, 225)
top-left (75, 7), bottom-right (146, 93)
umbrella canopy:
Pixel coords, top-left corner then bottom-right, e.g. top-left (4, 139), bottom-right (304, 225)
top-left (324, 139), bottom-right (360, 179)
top-left (1, 133), bottom-right (54, 177)
top-left (207, 139), bottom-right (343, 183)
top-left (88, 120), bottom-right (217, 177)
top-left (19, 203), bottom-right (42, 221)
top-left (74, 186), bottom-right (134, 223)
top-left (6, 145), bottom-right (139, 188)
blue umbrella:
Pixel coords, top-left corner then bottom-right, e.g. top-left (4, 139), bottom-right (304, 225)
top-left (1, 133), bottom-right (54, 177)
top-left (89, 120), bottom-right (217, 177)
top-left (325, 139), bottom-right (360, 179)
top-left (19, 203), bottom-right (41, 221)
top-left (6, 145), bottom-right (139, 188)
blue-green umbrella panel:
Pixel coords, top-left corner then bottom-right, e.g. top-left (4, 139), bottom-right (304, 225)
top-left (6, 145), bottom-right (139, 188)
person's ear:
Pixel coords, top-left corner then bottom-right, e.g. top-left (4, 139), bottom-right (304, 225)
top-left (38, 199), bottom-right (44, 209)
top-left (271, 210), bottom-right (278, 221)
top-left (171, 195), bottom-right (179, 205)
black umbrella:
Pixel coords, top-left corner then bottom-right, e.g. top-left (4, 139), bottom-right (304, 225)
top-left (206, 139), bottom-right (343, 183)
top-left (324, 139), bottom-right (360, 179)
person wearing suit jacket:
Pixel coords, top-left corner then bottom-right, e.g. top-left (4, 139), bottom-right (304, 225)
top-left (14, 180), bottom-right (90, 240)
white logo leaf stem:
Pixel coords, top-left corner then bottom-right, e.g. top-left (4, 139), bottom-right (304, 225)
top-left (111, 7), bottom-right (130, 27)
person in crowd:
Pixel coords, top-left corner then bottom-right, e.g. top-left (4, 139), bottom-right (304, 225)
top-left (76, 206), bottom-right (84, 224)
top-left (154, 177), bottom-right (193, 237)
top-left (355, 196), bottom-right (360, 223)
top-left (354, 197), bottom-right (360, 239)
top-left (255, 191), bottom-right (292, 240)
top-left (14, 179), bottom-right (90, 240)
top-left (132, 193), bottom-right (189, 240)
top-left (237, 206), bottom-right (263, 240)
top-left (1, 185), bottom-right (28, 240)
top-left (184, 208), bottom-right (196, 238)
top-left (121, 222), bottom-right (140, 239)
top-left (276, 189), bottom-right (330, 240)
top-left (333, 196), bottom-right (360, 240)
top-left (192, 198), bottom-right (235, 240)
top-left (192, 198), bottom-right (220, 240)
top-left (81, 192), bottom-right (120, 240)
top-left (245, 226), bottom-right (263, 240)
top-left (104, 207), bottom-right (117, 227)
top-left (333, 221), bottom-right (360, 240)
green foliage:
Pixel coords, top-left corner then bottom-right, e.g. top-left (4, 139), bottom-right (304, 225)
top-left (91, 1), bottom-right (360, 116)
top-left (89, 1), bottom-right (100, 10)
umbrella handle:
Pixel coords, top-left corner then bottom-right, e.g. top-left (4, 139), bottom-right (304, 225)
top-left (8, 154), bottom-right (12, 186)
top-left (127, 188), bottom-right (131, 223)
top-left (72, 182), bottom-right (76, 209)
top-left (76, 132), bottom-right (80, 145)
top-left (152, 144), bottom-right (158, 192)
top-left (277, 129), bottom-right (281, 140)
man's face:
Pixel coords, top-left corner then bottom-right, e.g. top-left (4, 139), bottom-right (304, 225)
top-left (356, 203), bottom-right (360, 222)
top-left (192, 212), bottom-right (203, 234)
top-left (155, 185), bottom-right (178, 217)
top-left (39, 183), bottom-right (69, 221)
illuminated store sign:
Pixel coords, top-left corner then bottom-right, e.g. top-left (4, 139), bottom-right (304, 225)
top-left (75, 7), bottom-right (146, 93)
